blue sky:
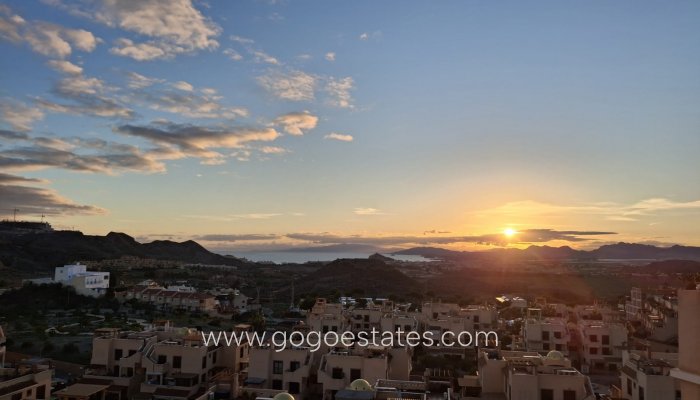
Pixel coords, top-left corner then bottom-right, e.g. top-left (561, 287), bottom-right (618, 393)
top-left (1, 0), bottom-right (700, 251)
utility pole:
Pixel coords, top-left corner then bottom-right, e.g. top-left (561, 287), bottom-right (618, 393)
top-left (13, 208), bottom-right (19, 222)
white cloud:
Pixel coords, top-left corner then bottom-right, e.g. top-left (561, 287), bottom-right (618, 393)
top-left (273, 111), bottom-right (318, 135)
top-left (47, 60), bottom-right (83, 75)
top-left (126, 72), bottom-right (163, 89)
top-left (359, 32), bottom-right (369, 40)
top-left (252, 49), bottom-right (279, 65)
top-left (172, 81), bottom-right (194, 91)
top-left (110, 38), bottom-right (167, 61)
top-left (325, 76), bottom-right (354, 108)
top-left (0, 6), bottom-right (99, 59)
top-left (230, 35), bottom-right (254, 44)
top-left (260, 146), bottom-right (288, 154)
top-left (354, 207), bottom-right (383, 216)
top-left (223, 48), bottom-right (243, 61)
top-left (325, 52), bottom-right (335, 62)
top-left (324, 132), bottom-right (353, 142)
top-left (0, 99), bottom-right (45, 132)
top-left (257, 70), bottom-right (316, 101)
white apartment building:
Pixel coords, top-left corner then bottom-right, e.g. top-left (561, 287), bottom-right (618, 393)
top-left (670, 285), bottom-right (700, 399)
top-left (476, 349), bottom-right (595, 400)
top-left (619, 350), bottom-right (680, 400)
top-left (577, 320), bottom-right (627, 373)
top-left (54, 263), bottom-right (110, 297)
top-left (523, 309), bottom-right (570, 355)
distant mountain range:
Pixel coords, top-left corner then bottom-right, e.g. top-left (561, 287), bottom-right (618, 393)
top-left (0, 230), bottom-right (247, 272)
top-left (394, 242), bottom-right (700, 262)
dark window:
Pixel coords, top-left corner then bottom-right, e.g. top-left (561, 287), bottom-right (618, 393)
top-left (173, 356), bottom-right (182, 368)
top-left (158, 354), bottom-right (167, 364)
top-left (350, 369), bottom-right (361, 381)
top-left (541, 389), bottom-right (554, 400)
top-left (603, 347), bottom-right (612, 355)
top-left (590, 334), bottom-right (598, 342)
top-left (114, 349), bottom-right (123, 359)
top-left (473, 316), bottom-right (479, 323)
top-left (37, 385), bottom-right (46, 398)
top-left (364, 315), bottom-right (369, 322)
top-left (212, 351), bottom-right (217, 364)
top-left (542, 331), bottom-right (550, 341)
top-left (272, 380), bottom-right (283, 390)
top-left (273, 360), bottom-right (283, 374)
top-left (563, 390), bottom-right (576, 400)
top-left (554, 331), bottom-right (562, 339)
top-left (240, 347), bottom-right (244, 358)
top-left (11, 393), bottom-right (21, 400)
top-left (288, 382), bottom-right (300, 394)
top-left (555, 344), bottom-right (563, 351)
top-left (590, 347), bottom-right (598, 355)
top-left (128, 349), bottom-right (136, 356)
top-left (332, 368), bottom-right (344, 379)
top-left (627, 378), bottom-right (632, 395)
top-left (202, 356), bottom-right (207, 369)
top-left (602, 335), bottom-right (610, 345)
top-left (290, 361), bottom-right (300, 372)
top-left (543, 343), bottom-right (550, 351)
top-left (639, 387), bottom-right (645, 400)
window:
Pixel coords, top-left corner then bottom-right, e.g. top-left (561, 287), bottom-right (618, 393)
top-left (590, 334), bottom-right (598, 342)
top-left (212, 351), bottom-right (217, 364)
top-left (542, 331), bottom-right (550, 341)
top-left (37, 386), bottom-right (46, 398)
top-left (157, 355), bottom-right (167, 364)
top-left (288, 382), bottom-right (300, 394)
top-left (540, 389), bottom-right (554, 400)
top-left (590, 348), bottom-right (598, 355)
top-left (473, 316), bottom-right (479, 323)
top-left (555, 344), bottom-right (563, 351)
top-left (627, 378), bottom-right (632, 395)
top-left (603, 347), bottom-right (612, 355)
top-left (273, 360), bottom-right (283, 374)
top-left (290, 361), bottom-right (300, 372)
top-left (128, 349), bottom-right (136, 356)
top-left (202, 356), bottom-right (207, 369)
top-left (543, 343), bottom-right (550, 350)
top-left (563, 390), bottom-right (576, 400)
top-left (350, 369), bottom-right (361, 381)
top-left (114, 349), bottom-right (123, 359)
top-left (602, 335), bottom-right (610, 345)
top-left (173, 356), bottom-right (182, 369)
top-left (272, 380), bottom-right (283, 390)
top-left (554, 331), bottom-right (562, 339)
top-left (639, 387), bottom-right (645, 400)
top-left (332, 368), bottom-right (344, 379)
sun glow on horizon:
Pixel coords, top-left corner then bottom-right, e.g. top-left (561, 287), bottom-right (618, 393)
top-left (503, 228), bottom-right (517, 238)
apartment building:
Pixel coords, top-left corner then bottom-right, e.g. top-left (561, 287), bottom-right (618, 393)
top-left (317, 345), bottom-right (411, 400)
top-left (0, 356), bottom-right (53, 400)
top-left (246, 343), bottom-right (315, 397)
top-left (123, 286), bottom-right (217, 314)
top-left (419, 302), bottom-right (497, 336)
top-left (626, 287), bottom-right (644, 321)
top-left (619, 350), bottom-right (680, 400)
top-left (670, 285), bottom-right (700, 399)
top-left (307, 299), bottom-right (347, 334)
top-left (576, 320), bottom-right (627, 373)
top-left (75, 324), bottom-right (249, 400)
top-left (0, 326), bottom-right (5, 368)
top-left (476, 349), bottom-right (595, 400)
top-left (523, 308), bottom-right (570, 355)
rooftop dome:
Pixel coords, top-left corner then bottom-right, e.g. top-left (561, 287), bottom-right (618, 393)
top-left (349, 379), bottom-right (372, 391)
top-left (273, 393), bottom-right (295, 400)
top-left (545, 350), bottom-right (565, 361)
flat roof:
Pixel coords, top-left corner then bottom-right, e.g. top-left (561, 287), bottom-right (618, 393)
top-left (55, 383), bottom-right (109, 397)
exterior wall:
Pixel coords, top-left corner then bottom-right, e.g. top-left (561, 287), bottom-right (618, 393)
top-left (0, 369), bottom-right (52, 400)
top-left (671, 288), bottom-right (700, 399)
top-left (247, 346), bottom-right (312, 395)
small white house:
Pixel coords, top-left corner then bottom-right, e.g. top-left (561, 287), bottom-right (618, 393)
top-left (54, 263), bottom-right (110, 297)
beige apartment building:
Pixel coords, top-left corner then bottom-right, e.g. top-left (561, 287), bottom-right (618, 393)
top-left (476, 349), bottom-right (595, 400)
top-left (576, 320), bottom-right (627, 373)
top-left (317, 345), bottom-right (411, 400)
top-left (246, 343), bottom-right (315, 397)
top-left (618, 350), bottom-right (680, 400)
top-left (76, 323), bottom-right (249, 400)
top-left (670, 286), bottom-right (700, 399)
top-left (307, 299), bottom-right (347, 334)
top-left (419, 302), bottom-right (498, 334)
top-left (123, 286), bottom-right (217, 314)
top-left (523, 309), bottom-right (570, 355)
top-left (0, 348), bottom-right (53, 400)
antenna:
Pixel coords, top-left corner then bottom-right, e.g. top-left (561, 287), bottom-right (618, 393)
top-left (41, 214), bottom-right (45, 223)
top-left (13, 208), bottom-right (19, 222)
top-left (290, 279), bottom-right (295, 309)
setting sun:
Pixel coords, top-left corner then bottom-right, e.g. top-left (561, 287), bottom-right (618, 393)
top-left (504, 228), bottom-right (517, 237)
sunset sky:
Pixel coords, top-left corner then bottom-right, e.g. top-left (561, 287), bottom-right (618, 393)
top-left (1, 0), bottom-right (700, 252)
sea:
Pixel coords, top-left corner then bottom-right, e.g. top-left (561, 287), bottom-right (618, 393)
top-left (234, 251), bottom-right (434, 264)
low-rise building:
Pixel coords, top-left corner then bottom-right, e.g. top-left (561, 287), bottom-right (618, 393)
top-left (619, 350), bottom-right (680, 400)
top-left (670, 285), bottom-right (700, 399)
top-left (576, 320), bottom-right (627, 373)
top-left (246, 343), bottom-right (315, 397)
top-left (523, 309), bottom-right (570, 355)
top-left (54, 263), bottom-right (110, 297)
top-left (0, 356), bottom-right (53, 400)
top-left (476, 349), bottom-right (595, 400)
